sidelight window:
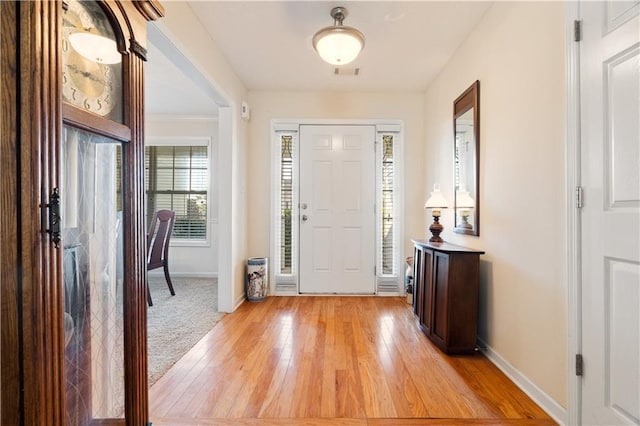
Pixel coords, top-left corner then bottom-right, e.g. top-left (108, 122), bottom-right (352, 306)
top-left (376, 128), bottom-right (402, 293)
top-left (380, 135), bottom-right (395, 275)
top-left (274, 131), bottom-right (298, 287)
top-left (279, 135), bottom-right (294, 274)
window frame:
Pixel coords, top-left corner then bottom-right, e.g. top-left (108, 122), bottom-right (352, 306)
top-left (145, 136), bottom-right (212, 247)
top-left (375, 126), bottom-right (404, 292)
top-left (271, 125), bottom-right (299, 292)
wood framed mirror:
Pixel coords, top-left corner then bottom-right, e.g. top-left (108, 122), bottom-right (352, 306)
top-left (453, 80), bottom-right (480, 235)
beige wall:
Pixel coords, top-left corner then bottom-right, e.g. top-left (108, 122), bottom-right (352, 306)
top-left (157, 2), bottom-right (249, 311)
top-left (423, 2), bottom-right (567, 407)
top-left (245, 91), bottom-right (426, 265)
top-left (146, 116), bottom-right (219, 276)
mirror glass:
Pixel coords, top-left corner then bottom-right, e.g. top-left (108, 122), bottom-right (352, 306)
top-left (454, 81), bottom-right (479, 235)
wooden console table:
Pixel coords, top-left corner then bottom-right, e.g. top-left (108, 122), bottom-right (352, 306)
top-left (412, 239), bottom-right (485, 354)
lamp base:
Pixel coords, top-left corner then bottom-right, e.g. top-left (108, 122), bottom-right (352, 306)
top-left (459, 213), bottom-right (472, 229)
top-left (428, 218), bottom-right (443, 243)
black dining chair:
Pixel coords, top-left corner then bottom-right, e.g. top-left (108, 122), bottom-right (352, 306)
top-left (147, 209), bottom-right (176, 306)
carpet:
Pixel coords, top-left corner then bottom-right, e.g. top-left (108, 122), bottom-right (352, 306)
top-left (147, 276), bottom-right (224, 386)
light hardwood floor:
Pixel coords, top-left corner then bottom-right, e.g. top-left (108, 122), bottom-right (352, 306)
top-left (149, 297), bottom-right (556, 425)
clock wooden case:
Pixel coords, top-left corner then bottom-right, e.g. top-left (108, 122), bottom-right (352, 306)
top-left (1, 1), bottom-right (163, 424)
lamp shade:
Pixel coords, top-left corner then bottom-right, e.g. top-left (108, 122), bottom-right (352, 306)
top-left (69, 32), bottom-right (121, 64)
top-left (424, 184), bottom-right (449, 209)
top-left (313, 7), bottom-right (365, 66)
top-left (456, 190), bottom-right (475, 209)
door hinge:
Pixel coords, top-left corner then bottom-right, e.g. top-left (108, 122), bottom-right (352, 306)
top-left (574, 20), bottom-right (582, 42)
top-left (575, 353), bottom-right (583, 376)
top-left (576, 186), bottom-right (584, 209)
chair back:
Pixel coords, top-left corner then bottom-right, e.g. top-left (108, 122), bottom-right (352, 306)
top-left (147, 210), bottom-right (176, 270)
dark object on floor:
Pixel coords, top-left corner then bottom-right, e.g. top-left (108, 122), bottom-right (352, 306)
top-left (147, 209), bottom-right (176, 306)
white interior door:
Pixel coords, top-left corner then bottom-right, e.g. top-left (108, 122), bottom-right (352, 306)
top-left (580, 2), bottom-right (640, 424)
top-left (299, 125), bottom-right (375, 294)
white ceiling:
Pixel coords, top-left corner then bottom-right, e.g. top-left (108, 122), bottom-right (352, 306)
top-left (145, 1), bottom-right (493, 115)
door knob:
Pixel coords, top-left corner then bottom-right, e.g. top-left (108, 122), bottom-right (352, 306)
top-left (301, 214), bottom-right (308, 222)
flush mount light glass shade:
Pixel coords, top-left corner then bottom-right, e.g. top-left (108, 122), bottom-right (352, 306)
top-left (313, 26), bottom-right (365, 65)
top-left (69, 32), bottom-right (121, 64)
top-left (313, 6), bottom-right (365, 65)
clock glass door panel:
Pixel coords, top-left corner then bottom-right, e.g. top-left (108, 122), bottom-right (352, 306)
top-left (61, 0), bottom-right (127, 422)
top-left (62, 124), bottom-right (125, 424)
top-left (62, 0), bottom-right (123, 123)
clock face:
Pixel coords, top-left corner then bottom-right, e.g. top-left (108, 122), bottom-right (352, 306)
top-left (62, 0), bottom-right (123, 122)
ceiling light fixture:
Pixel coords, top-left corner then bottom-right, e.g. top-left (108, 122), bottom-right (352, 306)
top-left (313, 6), bottom-right (365, 66)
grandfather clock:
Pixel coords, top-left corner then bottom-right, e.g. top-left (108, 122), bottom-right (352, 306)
top-left (1, 1), bottom-right (163, 424)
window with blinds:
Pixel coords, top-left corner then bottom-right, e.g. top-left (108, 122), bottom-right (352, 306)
top-left (280, 135), bottom-right (294, 274)
top-left (380, 135), bottom-right (395, 276)
top-left (145, 145), bottom-right (208, 240)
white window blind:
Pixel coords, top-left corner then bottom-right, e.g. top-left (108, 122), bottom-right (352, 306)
top-left (280, 135), bottom-right (294, 274)
top-left (275, 133), bottom-right (298, 278)
top-left (380, 134), bottom-right (395, 276)
top-left (145, 145), bottom-right (208, 240)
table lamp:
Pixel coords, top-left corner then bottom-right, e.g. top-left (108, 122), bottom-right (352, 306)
top-left (424, 184), bottom-right (449, 243)
top-left (456, 188), bottom-right (475, 230)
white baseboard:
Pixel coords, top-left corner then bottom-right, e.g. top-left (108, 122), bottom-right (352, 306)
top-left (477, 338), bottom-right (567, 425)
top-left (233, 293), bottom-right (246, 311)
top-left (148, 272), bottom-right (218, 278)
top-left (274, 291), bottom-right (298, 296)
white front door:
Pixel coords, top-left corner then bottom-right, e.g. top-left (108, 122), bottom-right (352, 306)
top-left (580, 1), bottom-right (640, 424)
top-left (299, 125), bottom-right (375, 294)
